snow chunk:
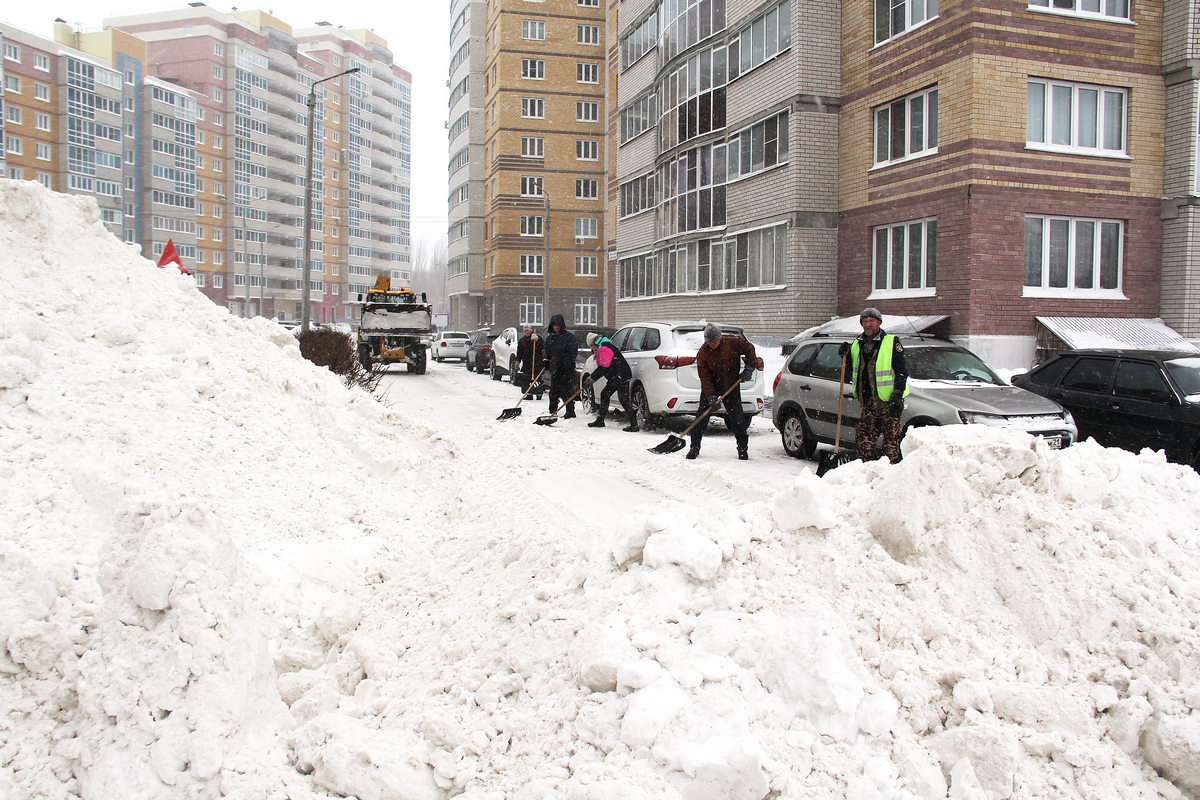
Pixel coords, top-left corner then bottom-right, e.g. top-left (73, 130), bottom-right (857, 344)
top-left (769, 469), bottom-right (837, 532)
top-left (671, 737), bottom-right (770, 800)
top-left (642, 530), bottom-right (724, 581)
top-left (1143, 715), bottom-right (1200, 796)
top-left (620, 676), bottom-right (689, 749)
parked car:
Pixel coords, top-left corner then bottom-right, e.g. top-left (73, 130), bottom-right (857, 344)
top-left (490, 326), bottom-right (521, 382)
top-left (579, 322), bottom-right (767, 430)
top-left (466, 332), bottom-right (499, 373)
top-left (431, 331), bottom-right (471, 363)
top-left (571, 325), bottom-right (619, 370)
top-left (773, 334), bottom-right (1078, 460)
top-left (1011, 349), bottom-right (1200, 470)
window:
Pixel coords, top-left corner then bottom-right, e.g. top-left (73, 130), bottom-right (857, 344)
top-left (575, 217), bottom-right (598, 239)
top-left (522, 59), bottom-right (545, 79)
top-left (214, 42), bottom-right (225, 56)
top-left (35, 84), bottom-right (50, 101)
top-left (576, 179), bottom-right (598, 198)
top-left (620, 93), bottom-right (658, 144)
top-left (1027, 79), bottom-right (1126, 156)
top-left (578, 0), bottom-right (599, 5)
top-left (520, 255), bottom-right (543, 274)
top-left (522, 20), bottom-right (546, 40)
top-left (728, 0), bottom-right (792, 80)
top-left (874, 87), bottom-right (938, 165)
top-left (657, 43), bottom-right (729, 151)
top-left (522, 98), bottom-right (545, 118)
top-left (1028, 0), bottom-right (1129, 20)
top-left (620, 173), bottom-right (655, 218)
top-left (520, 295), bottom-right (543, 325)
top-left (574, 297), bottom-right (598, 325)
top-left (872, 218), bottom-right (937, 295)
top-left (450, 183), bottom-right (469, 206)
top-left (213, 65), bottom-right (224, 80)
top-left (577, 102), bottom-right (599, 122)
top-left (727, 110), bottom-right (789, 181)
top-left (621, 14), bottom-right (659, 71)
top-left (6, 137), bottom-right (22, 155)
top-left (1024, 214), bottom-right (1122, 296)
top-left (577, 24), bottom-right (600, 44)
top-left (520, 215), bottom-right (543, 236)
top-left (875, 0), bottom-right (938, 44)
top-left (3, 43), bottom-right (19, 62)
top-left (5, 106), bottom-right (20, 124)
top-left (520, 176), bottom-right (543, 196)
top-left (576, 139), bottom-right (599, 160)
top-left (575, 256), bottom-right (598, 276)
top-left (36, 172), bottom-right (51, 188)
top-left (35, 54), bottom-right (50, 71)
top-left (521, 136), bottom-right (544, 157)
top-left (7, 168), bottom-right (23, 180)
top-left (5, 75), bottom-right (21, 93)
top-left (36, 142), bottom-right (51, 160)
top-left (577, 63), bottom-right (599, 83)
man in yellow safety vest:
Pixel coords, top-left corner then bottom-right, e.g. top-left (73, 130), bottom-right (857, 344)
top-left (840, 308), bottom-right (910, 463)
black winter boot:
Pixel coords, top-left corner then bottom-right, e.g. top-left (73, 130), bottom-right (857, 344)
top-left (588, 416), bottom-right (605, 428)
top-left (685, 443), bottom-right (700, 460)
top-left (564, 404), bottom-right (576, 419)
top-left (622, 423), bottom-right (639, 433)
top-left (738, 446), bottom-right (749, 460)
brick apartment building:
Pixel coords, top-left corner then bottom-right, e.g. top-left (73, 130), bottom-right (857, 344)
top-left (448, 0), bottom-right (608, 332)
top-left (609, 0), bottom-right (842, 336)
top-left (1, 8), bottom-right (413, 327)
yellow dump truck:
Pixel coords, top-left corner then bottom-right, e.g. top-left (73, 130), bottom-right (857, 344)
top-left (356, 276), bottom-right (433, 374)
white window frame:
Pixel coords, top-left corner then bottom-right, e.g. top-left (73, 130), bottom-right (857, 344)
top-left (5, 106), bottom-right (21, 124)
top-left (520, 215), bottom-right (544, 236)
top-left (521, 136), bottom-right (544, 157)
top-left (521, 98), bottom-right (545, 119)
top-left (575, 217), bottom-right (598, 239)
top-left (520, 176), bottom-right (543, 196)
top-left (35, 83), bottom-right (50, 102)
top-left (519, 295), bottom-right (544, 325)
top-left (576, 101), bottom-right (599, 122)
top-left (574, 296), bottom-right (598, 325)
top-left (873, 87), bottom-right (938, 167)
top-left (6, 136), bottom-right (22, 155)
top-left (36, 142), bottom-right (51, 161)
top-left (522, 20), bottom-right (546, 40)
top-left (576, 139), bottom-right (599, 160)
top-left (577, 63), bottom-right (599, 83)
top-left (34, 53), bottom-right (50, 72)
top-left (575, 256), bottom-right (598, 276)
top-left (1026, 79), bottom-right (1128, 157)
top-left (576, 178), bottom-right (598, 198)
top-left (35, 113), bottom-right (51, 132)
top-left (1023, 214), bottom-right (1124, 298)
top-left (870, 218), bottom-right (938, 298)
top-left (1027, 0), bottom-right (1130, 21)
top-left (577, 24), bottom-right (600, 44)
top-left (522, 59), bottom-right (545, 80)
top-left (3, 43), bottom-right (19, 62)
top-left (4, 75), bottom-right (21, 93)
top-left (875, 0), bottom-right (938, 45)
top-left (520, 254), bottom-right (544, 275)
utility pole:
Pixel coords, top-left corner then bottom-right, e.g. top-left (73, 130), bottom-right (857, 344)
top-left (302, 66), bottom-right (359, 332)
top-left (543, 190), bottom-right (550, 328)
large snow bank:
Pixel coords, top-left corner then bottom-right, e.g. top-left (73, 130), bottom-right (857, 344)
top-left (3, 178), bottom-right (1200, 800)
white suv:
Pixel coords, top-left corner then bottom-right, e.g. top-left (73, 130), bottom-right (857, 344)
top-left (489, 326), bottom-right (521, 382)
top-left (581, 322), bottom-right (767, 430)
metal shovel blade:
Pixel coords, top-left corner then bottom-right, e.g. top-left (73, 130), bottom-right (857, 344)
top-left (648, 434), bottom-right (687, 455)
top-left (816, 449), bottom-right (854, 477)
top-left (534, 414), bottom-right (558, 426)
top-left (497, 407), bottom-right (522, 421)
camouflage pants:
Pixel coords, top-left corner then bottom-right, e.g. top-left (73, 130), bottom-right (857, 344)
top-left (856, 401), bottom-right (903, 464)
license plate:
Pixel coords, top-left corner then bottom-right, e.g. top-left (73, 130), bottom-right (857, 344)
top-left (1040, 435), bottom-right (1063, 449)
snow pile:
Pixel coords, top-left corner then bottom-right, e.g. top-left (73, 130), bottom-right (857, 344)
top-left (3, 178), bottom-right (1200, 800)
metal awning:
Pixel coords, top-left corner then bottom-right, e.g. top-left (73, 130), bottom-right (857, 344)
top-left (797, 314), bottom-right (950, 338)
top-left (1035, 317), bottom-right (1199, 352)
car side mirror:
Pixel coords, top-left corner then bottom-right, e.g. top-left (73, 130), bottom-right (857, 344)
top-left (421, 293), bottom-right (427, 302)
top-left (357, 294), bottom-right (363, 302)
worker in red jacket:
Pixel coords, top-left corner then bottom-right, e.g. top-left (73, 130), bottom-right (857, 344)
top-left (689, 322), bottom-right (761, 461)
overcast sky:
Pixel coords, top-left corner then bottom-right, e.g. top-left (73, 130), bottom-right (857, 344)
top-left (4, 1), bottom-right (451, 249)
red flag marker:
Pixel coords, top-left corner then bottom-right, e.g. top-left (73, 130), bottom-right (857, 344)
top-left (157, 238), bottom-right (189, 274)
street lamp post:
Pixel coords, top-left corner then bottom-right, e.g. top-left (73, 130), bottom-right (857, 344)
top-left (302, 66), bottom-right (359, 332)
top-left (543, 190), bottom-right (550, 328)
top-left (239, 195), bottom-right (268, 318)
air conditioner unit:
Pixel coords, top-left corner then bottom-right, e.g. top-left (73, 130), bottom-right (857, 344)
top-left (575, 237), bottom-right (585, 245)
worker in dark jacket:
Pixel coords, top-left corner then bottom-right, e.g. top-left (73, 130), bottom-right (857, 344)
top-left (542, 314), bottom-right (578, 419)
top-left (688, 323), bottom-right (761, 461)
top-left (583, 332), bottom-right (638, 432)
top-left (841, 307), bottom-right (909, 463)
top-left (515, 324), bottom-right (545, 399)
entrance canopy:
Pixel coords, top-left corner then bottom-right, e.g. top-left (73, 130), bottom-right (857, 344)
top-left (799, 314), bottom-right (950, 338)
top-left (1036, 317), bottom-right (1199, 353)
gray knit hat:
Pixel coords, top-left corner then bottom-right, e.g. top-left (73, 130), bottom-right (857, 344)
top-left (586, 332), bottom-right (599, 347)
top-left (703, 322), bottom-right (722, 342)
top-left (860, 307), bottom-right (883, 323)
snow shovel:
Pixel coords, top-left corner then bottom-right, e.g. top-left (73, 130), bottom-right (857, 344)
top-left (497, 366), bottom-right (546, 421)
top-left (648, 378), bottom-right (742, 455)
top-left (534, 384), bottom-right (584, 426)
top-left (816, 351), bottom-right (855, 476)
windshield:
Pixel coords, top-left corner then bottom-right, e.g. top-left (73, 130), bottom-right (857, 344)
top-left (1166, 357), bottom-right (1200, 400)
top-left (367, 293), bottom-right (414, 305)
top-left (443, 332), bottom-right (469, 339)
top-left (673, 326), bottom-right (744, 351)
top-left (906, 347), bottom-right (1005, 385)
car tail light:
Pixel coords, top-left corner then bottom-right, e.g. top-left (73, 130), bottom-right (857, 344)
top-left (667, 398), bottom-right (678, 409)
top-left (440, 342), bottom-right (447, 348)
top-left (656, 355), bottom-right (696, 369)
top-left (773, 372), bottom-right (781, 392)
top-left (483, 345), bottom-right (491, 351)
top-left (756, 398), bottom-right (764, 408)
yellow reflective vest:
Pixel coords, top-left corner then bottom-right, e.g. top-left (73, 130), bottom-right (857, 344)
top-left (851, 334), bottom-right (910, 402)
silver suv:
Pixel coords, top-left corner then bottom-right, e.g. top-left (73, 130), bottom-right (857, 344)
top-left (773, 334), bottom-right (1077, 459)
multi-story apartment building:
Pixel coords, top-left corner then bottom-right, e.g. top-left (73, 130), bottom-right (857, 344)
top-left (453, 0), bottom-right (607, 332)
top-left (110, 7), bottom-right (413, 326)
top-left (447, 0), bottom-right (488, 329)
top-left (1161, 0), bottom-right (1200, 340)
top-left (609, 0), bottom-right (842, 336)
top-left (840, 0), bottom-right (1170, 366)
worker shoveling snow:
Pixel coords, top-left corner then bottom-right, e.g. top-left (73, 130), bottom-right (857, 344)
top-left (3, 177), bottom-right (1200, 800)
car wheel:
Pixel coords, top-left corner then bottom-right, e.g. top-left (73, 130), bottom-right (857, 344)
top-left (466, 356), bottom-right (474, 372)
top-left (490, 356), bottom-right (501, 380)
top-left (779, 409), bottom-right (816, 459)
top-left (1191, 446), bottom-right (1200, 473)
top-left (631, 386), bottom-right (655, 431)
top-left (509, 357), bottom-right (520, 385)
top-left (580, 382), bottom-right (596, 414)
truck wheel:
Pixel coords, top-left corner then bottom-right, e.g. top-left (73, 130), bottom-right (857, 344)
top-left (407, 347), bottom-right (427, 374)
top-left (358, 345), bottom-right (372, 369)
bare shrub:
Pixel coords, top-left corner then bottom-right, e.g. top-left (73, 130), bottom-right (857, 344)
top-left (296, 327), bottom-right (385, 392)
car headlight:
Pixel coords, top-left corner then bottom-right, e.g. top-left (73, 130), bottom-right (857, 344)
top-left (958, 411), bottom-right (1009, 426)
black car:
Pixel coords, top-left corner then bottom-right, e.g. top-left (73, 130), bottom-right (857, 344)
top-left (1012, 349), bottom-right (1200, 470)
top-left (466, 332), bottom-right (499, 373)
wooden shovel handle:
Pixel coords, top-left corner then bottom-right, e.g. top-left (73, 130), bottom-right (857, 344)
top-left (678, 377), bottom-right (743, 439)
